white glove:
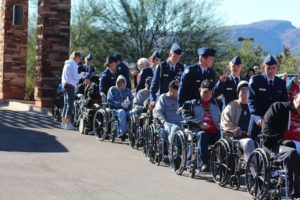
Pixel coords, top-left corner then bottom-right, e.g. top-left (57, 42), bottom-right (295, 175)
top-left (124, 97), bottom-right (131, 107)
top-left (121, 102), bottom-right (129, 109)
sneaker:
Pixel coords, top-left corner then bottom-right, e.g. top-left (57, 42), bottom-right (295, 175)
top-left (60, 123), bottom-right (65, 129)
top-left (65, 124), bottom-right (77, 131)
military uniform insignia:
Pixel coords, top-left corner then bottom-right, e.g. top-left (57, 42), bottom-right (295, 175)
top-left (259, 88), bottom-right (266, 91)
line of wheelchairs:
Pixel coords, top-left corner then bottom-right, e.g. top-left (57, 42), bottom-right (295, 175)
top-left (52, 91), bottom-right (291, 200)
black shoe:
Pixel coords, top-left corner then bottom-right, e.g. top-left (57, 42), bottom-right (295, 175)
top-left (201, 164), bottom-right (209, 172)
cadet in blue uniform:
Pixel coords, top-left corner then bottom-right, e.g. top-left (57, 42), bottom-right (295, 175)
top-left (149, 43), bottom-right (184, 109)
top-left (115, 53), bottom-right (132, 90)
top-left (248, 54), bottom-right (288, 141)
top-left (213, 56), bottom-right (246, 108)
top-left (178, 47), bottom-right (216, 108)
top-left (78, 53), bottom-right (96, 75)
top-left (99, 55), bottom-right (118, 97)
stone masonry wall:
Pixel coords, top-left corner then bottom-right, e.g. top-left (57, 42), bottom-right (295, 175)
top-left (34, 0), bottom-right (71, 107)
top-left (0, 0), bottom-right (28, 99)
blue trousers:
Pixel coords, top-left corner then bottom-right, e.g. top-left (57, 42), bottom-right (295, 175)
top-left (196, 131), bottom-right (220, 166)
top-left (61, 85), bottom-right (75, 119)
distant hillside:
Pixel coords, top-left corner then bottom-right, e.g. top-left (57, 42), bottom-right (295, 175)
top-left (226, 20), bottom-right (300, 55)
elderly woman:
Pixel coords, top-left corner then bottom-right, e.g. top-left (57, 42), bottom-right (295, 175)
top-left (135, 57), bottom-right (153, 93)
top-left (61, 51), bottom-right (84, 130)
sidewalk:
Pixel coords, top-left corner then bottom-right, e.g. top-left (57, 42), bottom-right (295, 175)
top-left (0, 99), bottom-right (51, 116)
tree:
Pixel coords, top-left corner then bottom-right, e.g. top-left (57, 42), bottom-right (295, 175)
top-left (25, 0), bottom-right (38, 100)
top-left (71, 0), bottom-right (225, 71)
top-left (277, 46), bottom-right (299, 74)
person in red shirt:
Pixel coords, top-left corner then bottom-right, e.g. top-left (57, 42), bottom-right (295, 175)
top-left (182, 80), bottom-right (221, 172)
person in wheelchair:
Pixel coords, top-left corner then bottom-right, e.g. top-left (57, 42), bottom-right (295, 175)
top-left (220, 80), bottom-right (256, 162)
top-left (75, 75), bottom-right (101, 107)
top-left (153, 80), bottom-right (183, 157)
top-left (182, 80), bottom-right (221, 172)
top-left (107, 75), bottom-right (134, 141)
top-left (132, 77), bottom-right (152, 115)
top-left (261, 93), bottom-right (300, 199)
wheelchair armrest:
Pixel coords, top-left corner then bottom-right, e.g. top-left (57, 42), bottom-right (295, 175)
top-left (180, 120), bottom-right (190, 129)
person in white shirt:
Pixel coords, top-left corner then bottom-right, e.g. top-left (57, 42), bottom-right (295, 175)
top-left (61, 51), bottom-right (84, 130)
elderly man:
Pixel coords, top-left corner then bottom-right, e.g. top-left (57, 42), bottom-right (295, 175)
top-left (178, 47), bottom-right (216, 108)
top-left (149, 43), bottom-right (184, 108)
top-left (248, 54), bottom-right (288, 141)
top-left (221, 81), bottom-right (256, 162)
top-left (133, 77), bottom-right (152, 114)
top-left (182, 80), bottom-right (221, 172)
top-left (136, 58), bottom-right (153, 93)
top-left (261, 93), bottom-right (300, 199)
top-left (214, 56), bottom-right (246, 108)
top-left (153, 80), bottom-right (183, 158)
top-left (107, 75), bottom-right (133, 140)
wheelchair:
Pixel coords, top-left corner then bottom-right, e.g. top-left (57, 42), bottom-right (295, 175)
top-left (92, 103), bottom-right (118, 143)
top-left (244, 135), bottom-right (289, 200)
top-left (52, 92), bottom-right (63, 122)
top-left (146, 118), bottom-right (169, 166)
top-left (210, 134), bottom-right (248, 190)
top-left (78, 99), bottom-right (101, 135)
top-left (170, 121), bottom-right (215, 178)
top-left (127, 110), bottom-right (149, 149)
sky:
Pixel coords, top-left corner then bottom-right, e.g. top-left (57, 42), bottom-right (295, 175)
top-left (218, 0), bottom-right (300, 27)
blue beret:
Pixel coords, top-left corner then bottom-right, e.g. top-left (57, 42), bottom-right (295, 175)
top-left (197, 47), bottom-right (216, 57)
top-left (263, 54), bottom-right (277, 65)
top-left (170, 43), bottom-right (182, 55)
top-left (152, 51), bottom-right (161, 58)
top-left (230, 56), bottom-right (242, 65)
top-left (86, 53), bottom-right (93, 61)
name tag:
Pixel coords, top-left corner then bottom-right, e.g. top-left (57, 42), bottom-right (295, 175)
top-left (111, 77), bottom-right (115, 79)
top-left (259, 88), bottom-right (266, 91)
top-left (196, 80), bottom-right (201, 82)
top-left (226, 88), bottom-right (233, 91)
top-left (163, 74), bottom-right (169, 77)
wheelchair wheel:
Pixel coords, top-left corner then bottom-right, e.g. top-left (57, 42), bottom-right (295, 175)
top-left (147, 124), bottom-right (156, 162)
top-left (229, 175), bottom-right (240, 190)
top-left (153, 129), bottom-right (163, 166)
top-left (51, 99), bottom-right (62, 122)
top-left (93, 109), bottom-right (106, 140)
top-left (210, 139), bottom-right (231, 186)
top-left (128, 115), bottom-right (136, 148)
top-left (79, 117), bottom-right (85, 134)
top-left (170, 131), bottom-right (187, 175)
top-left (73, 101), bottom-right (81, 127)
top-left (245, 148), bottom-right (270, 200)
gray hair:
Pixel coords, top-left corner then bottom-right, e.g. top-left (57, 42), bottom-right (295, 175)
top-left (137, 58), bottom-right (149, 70)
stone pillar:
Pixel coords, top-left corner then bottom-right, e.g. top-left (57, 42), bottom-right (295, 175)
top-left (34, 0), bottom-right (71, 107)
top-left (0, 0), bottom-right (28, 99)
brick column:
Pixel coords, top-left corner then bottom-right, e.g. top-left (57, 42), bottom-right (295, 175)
top-left (0, 0), bottom-right (28, 99)
top-left (34, 0), bottom-right (71, 107)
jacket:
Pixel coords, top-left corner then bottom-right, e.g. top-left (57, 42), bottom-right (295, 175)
top-left (221, 100), bottom-right (248, 137)
top-left (182, 98), bottom-right (220, 130)
top-left (262, 101), bottom-right (293, 149)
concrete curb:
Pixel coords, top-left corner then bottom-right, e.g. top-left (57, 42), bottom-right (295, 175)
top-left (0, 99), bottom-right (52, 116)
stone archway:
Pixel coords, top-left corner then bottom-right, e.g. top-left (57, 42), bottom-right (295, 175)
top-left (0, 0), bottom-right (71, 107)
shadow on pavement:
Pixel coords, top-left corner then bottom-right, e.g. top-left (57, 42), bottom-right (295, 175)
top-left (0, 109), bottom-right (68, 153)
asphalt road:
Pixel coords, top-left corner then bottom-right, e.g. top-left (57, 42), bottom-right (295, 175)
top-left (0, 108), bottom-right (250, 200)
